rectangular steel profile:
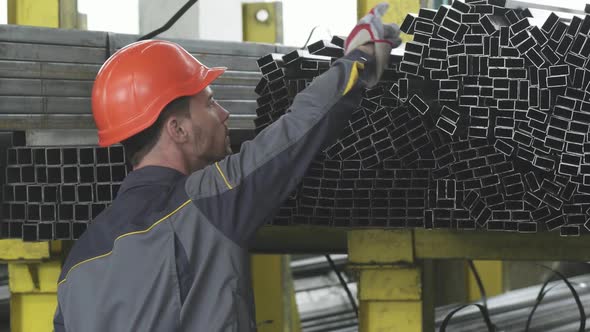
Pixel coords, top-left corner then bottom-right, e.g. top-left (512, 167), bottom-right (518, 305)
top-left (38, 222), bottom-right (54, 241)
top-left (62, 165), bottom-right (78, 184)
top-left (76, 184), bottom-right (93, 203)
top-left (46, 166), bottom-right (61, 184)
top-left (72, 221), bottom-right (88, 240)
top-left (95, 147), bottom-right (109, 164)
top-left (61, 147), bottom-right (77, 165)
top-left (45, 147), bottom-right (61, 165)
top-left (22, 224), bottom-right (38, 242)
top-left (54, 221), bottom-right (71, 240)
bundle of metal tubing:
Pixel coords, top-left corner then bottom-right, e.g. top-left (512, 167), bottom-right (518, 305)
top-left (253, 0), bottom-right (590, 235)
top-left (435, 274), bottom-right (590, 331)
top-left (1, 145), bottom-right (127, 241)
top-left (292, 255), bottom-right (358, 332)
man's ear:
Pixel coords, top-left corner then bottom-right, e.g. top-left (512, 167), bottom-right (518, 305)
top-left (164, 116), bottom-right (189, 144)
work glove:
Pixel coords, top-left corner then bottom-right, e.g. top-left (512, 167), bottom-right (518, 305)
top-left (344, 3), bottom-right (402, 86)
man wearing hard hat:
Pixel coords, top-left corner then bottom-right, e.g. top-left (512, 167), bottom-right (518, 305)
top-left (54, 4), bottom-right (400, 331)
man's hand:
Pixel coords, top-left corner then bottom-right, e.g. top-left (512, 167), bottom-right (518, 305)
top-left (356, 44), bottom-right (375, 56)
top-left (344, 3), bottom-right (402, 86)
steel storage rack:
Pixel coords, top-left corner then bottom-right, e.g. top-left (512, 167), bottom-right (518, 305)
top-left (251, 0), bottom-right (590, 330)
top-left (4, 2), bottom-right (590, 330)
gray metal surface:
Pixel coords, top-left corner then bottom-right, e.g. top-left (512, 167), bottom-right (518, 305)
top-left (505, 1), bottom-right (588, 15)
top-left (435, 274), bottom-right (590, 332)
top-left (292, 259), bottom-right (590, 332)
top-left (25, 130), bottom-right (98, 146)
top-left (0, 24), bottom-right (296, 133)
top-left (191, 53), bottom-right (262, 71)
top-left (0, 114), bottom-right (255, 131)
top-left (0, 25), bottom-right (106, 47)
top-left (0, 42), bottom-right (107, 64)
top-left (0, 60), bottom-right (100, 80)
top-left (291, 255), bottom-right (359, 332)
top-left (108, 32), bottom-right (278, 57)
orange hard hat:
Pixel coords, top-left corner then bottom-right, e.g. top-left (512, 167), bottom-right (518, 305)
top-left (91, 40), bottom-right (226, 147)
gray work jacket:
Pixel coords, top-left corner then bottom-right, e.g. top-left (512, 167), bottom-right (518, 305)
top-left (54, 49), bottom-right (371, 332)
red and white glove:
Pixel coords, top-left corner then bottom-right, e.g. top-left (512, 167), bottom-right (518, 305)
top-left (344, 3), bottom-right (402, 86)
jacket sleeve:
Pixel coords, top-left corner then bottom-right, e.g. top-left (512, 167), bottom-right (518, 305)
top-left (54, 304), bottom-right (66, 332)
top-left (186, 49), bottom-right (373, 247)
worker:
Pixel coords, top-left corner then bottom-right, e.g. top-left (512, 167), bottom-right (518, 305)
top-left (54, 3), bottom-right (401, 331)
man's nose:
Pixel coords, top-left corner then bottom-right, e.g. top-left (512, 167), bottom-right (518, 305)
top-left (217, 104), bottom-right (230, 123)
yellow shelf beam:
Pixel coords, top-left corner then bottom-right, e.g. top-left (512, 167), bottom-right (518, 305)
top-left (8, 0), bottom-right (59, 28)
top-left (9, 260), bottom-right (61, 332)
top-left (254, 226), bottom-right (590, 261)
top-left (251, 254), bottom-right (300, 332)
top-left (467, 260), bottom-right (503, 302)
top-left (349, 230), bottom-right (423, 332)
top-left (0, 240), bottom-right (50, 262)
top-left (242, 2), bottom-right (283, 44)
top-left (413, 229), bottom-right (590, 261)
top-left (7, 0), bottom-right (82, 29)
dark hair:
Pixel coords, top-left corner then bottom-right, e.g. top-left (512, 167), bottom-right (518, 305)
top-left (121, 96), bottom-right (191, 167)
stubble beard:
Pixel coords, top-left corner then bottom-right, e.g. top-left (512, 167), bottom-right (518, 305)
top-left (225, 135), bottom-right (233, 155)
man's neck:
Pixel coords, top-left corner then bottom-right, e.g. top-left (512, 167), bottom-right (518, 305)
top-left (134, 147), bottom-right (208, 175)
top-left (134, 146), bottom-right (189, 174)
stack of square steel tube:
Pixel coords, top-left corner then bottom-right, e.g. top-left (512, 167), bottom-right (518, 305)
top-left (254, 0), bottom-right (590, 236)
top-left (1, 145), bottom-right (127, 241)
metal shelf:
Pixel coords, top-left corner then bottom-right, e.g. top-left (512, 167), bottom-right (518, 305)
top-left (254, 226), bottom-right (590, 261)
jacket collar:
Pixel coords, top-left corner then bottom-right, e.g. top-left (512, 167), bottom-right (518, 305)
top-left (118, 166), bottom-right (185, 195)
